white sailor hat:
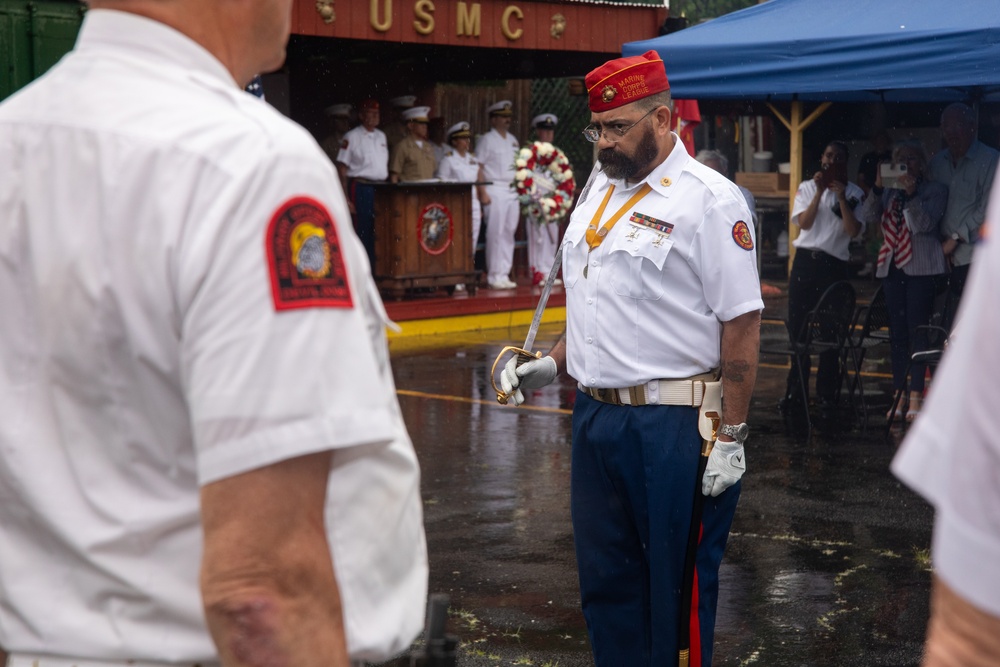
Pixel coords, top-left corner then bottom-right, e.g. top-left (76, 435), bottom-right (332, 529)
top-left (402, 106), bottom-right (431, 122)
top-left (447, 121), bottom-right (472, 141)
top-left (324, 103), bottom-right (352, 117)
top-left (390, 95), bottom-right (417, 108)
top-left (486, 100), bottom-right (514, 116)
top-left (532, 113), bottom-right (558, 129)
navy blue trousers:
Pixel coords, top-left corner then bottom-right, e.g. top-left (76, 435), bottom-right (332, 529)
top-left (571, 390), bottom-right (741, 667)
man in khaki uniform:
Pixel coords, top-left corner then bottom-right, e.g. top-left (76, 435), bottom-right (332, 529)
top-left (389, 106), bottom-right (437, 183)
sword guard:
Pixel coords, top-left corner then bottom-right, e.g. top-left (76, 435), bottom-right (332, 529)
top-left (491, 345), bottom-right (542, 404)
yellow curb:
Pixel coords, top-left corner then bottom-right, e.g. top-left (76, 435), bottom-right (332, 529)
top-left (388, 306), bottom-right (566, 339)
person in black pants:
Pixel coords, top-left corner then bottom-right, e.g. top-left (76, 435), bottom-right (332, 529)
top-left (781, 141), bottom-right (867, 413)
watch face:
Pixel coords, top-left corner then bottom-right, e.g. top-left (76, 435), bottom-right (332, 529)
top-left (724, 423), bottom-right (749, 441)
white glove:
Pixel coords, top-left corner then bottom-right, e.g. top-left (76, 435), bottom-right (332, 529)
top-left (702, 440), bottom-right (746, 497)
top-left (500, 355), bottom-right (558, 406)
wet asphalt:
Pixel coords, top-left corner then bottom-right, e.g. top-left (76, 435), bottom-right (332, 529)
top-left (384, 279), bottom-right (932, 667)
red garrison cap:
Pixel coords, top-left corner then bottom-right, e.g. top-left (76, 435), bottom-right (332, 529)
top-left (585, 50), bottom-right (670, 113)
top-left (360, 98), bottom-right (379, 111)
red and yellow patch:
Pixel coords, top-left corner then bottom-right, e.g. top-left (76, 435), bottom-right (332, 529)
top-left (266, 197), bottom-right (353, 311)
top-left (731, 220), bottom-right (754, 251)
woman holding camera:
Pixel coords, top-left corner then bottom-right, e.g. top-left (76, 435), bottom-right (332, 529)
top-left (861, 139), bottom-right (948, 421)
top-left (781, 141), bottom-right (867, 415)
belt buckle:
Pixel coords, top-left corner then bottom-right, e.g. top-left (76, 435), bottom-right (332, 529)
top-left (597, 387), bottom-right (621, 405)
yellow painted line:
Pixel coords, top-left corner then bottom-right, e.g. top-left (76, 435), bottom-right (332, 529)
top-left (396, 388), bottom-right (573, 415)
top-left (388, 306), bottom-right (566, 339)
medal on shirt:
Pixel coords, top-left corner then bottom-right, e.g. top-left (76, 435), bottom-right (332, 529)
top-left (583, 183), bottom-right (652, 278)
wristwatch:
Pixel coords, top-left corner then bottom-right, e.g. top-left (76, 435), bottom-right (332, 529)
top-left (951, 232), bottom-right (962, 243)
top-left (719, 422), bottom-right (749, 443)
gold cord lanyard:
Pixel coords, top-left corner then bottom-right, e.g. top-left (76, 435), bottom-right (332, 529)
top-left (582, 183), bottom-right (653, 278)
top-left (585, 183), bottom-right (653, 252)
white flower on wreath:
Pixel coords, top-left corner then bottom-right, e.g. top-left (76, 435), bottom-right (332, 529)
top-left (514, 141), bottom-right (576, 225)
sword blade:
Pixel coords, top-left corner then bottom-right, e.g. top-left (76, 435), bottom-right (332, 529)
top-left (521, 243), bottom-right (563, 354)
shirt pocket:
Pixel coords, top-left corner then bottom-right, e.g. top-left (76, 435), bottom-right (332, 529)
top-left (607, 227), bottom-right (672, 300)
top-left (562, 235), bottom-right (586, 290)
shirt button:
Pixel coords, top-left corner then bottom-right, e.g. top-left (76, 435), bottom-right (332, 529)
top-left (589, 378), bottom-right (596, 385)
top-left (587, 298), bottom-right (593, 305)
top-left (587, 337), bottom-right (593, 344)
top-left (650, 381), bottom-right (658, 389)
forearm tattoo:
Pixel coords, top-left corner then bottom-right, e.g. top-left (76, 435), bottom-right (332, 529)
top-left (723, 359), bottom-right (752, 384)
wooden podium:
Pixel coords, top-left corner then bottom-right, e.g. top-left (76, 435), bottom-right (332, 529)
top-left (363, 181), bottom-right (480, 297)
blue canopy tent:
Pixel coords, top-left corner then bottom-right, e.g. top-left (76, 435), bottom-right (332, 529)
top-left (623, 0), bottom-right (1000, 262)
top-left (623, 0), bottom-right (1000, 103)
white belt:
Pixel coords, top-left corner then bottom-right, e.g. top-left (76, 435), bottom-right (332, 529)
top-left (6, 655), bottom-right (219, 667)
top-left (578, 375), bottom-right (717, 407)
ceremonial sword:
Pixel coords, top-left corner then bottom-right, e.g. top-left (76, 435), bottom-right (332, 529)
top-left (489, 161), bottom-right (601, 404)
top-left (490, 243), bottom-right (564, 404)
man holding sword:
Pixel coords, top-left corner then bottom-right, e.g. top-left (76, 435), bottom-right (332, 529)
top-left (499, 51), bottom-right (762, 667)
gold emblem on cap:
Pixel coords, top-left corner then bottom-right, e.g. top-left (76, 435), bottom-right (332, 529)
top-left (661, 177), bottom-right (672, 187)
top-left (601, 85), bottom-right (617, 103)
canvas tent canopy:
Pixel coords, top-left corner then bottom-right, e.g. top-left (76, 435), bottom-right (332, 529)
top-left (623, 0), bottom-right (1000, 266)
top-left (623, 0), bottom-right (1000, 103)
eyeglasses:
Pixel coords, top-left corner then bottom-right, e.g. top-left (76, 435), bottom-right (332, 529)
top-left (582, 107), bottom-right (657, 144)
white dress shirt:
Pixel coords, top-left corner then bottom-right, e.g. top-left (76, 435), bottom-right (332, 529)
top-left (0, 10), bottom-right (426, 663)
top-left (562, 136), bottom-right (764, 387)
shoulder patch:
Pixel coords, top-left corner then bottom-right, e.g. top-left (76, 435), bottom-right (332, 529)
top-left (732, 220), bottom-right (754, 251)
top-left (266, 197), bottom-right (353, 311)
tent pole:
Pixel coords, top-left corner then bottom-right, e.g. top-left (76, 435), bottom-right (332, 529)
top-left (766, 100), bottom-right (831, 274)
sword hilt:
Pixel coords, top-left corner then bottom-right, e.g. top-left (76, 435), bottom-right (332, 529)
top-left (490, 345), bottom-right (542, 404)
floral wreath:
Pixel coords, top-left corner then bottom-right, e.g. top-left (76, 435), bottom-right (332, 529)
top-left (514, 141), bottom-right (576, 225)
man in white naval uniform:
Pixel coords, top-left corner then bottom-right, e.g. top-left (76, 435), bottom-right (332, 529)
top-left (478, 100), bottom-right (521, 290)
top-left (436, 121), bottom-right (486, 291)
top-left (526, 112), bottom-right (567, 286)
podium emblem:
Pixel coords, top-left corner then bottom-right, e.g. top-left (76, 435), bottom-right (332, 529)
top-left (417, 202), bottom-right (454, 255)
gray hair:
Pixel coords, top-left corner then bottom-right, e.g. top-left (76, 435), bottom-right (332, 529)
top-left (695, 149), bottom-right (728, 174)
top-left (892, 139), bottom-right (929, 169)
top-left (634, 91), bottom-right (673, 114)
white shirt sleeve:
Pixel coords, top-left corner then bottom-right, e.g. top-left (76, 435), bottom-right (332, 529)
top-left (179, 149), bottom-right (398, 485)
top-left (892, 178), bottom-right (1000, 616)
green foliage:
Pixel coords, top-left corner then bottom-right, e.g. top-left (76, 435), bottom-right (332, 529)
top-left (673, 0), bottom-right (759, 25)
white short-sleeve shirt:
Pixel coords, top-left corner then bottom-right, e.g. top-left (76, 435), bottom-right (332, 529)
top-left (0, 10), bottom-right (426, 663)
top-left (562, 137), bottom-right (764, 388)
top-left (336, 124), bottom-right (389, 181)
top-left (892, 176), bottom-right (1000, 618)
top-left (791, 178), bottom-right (866, 261)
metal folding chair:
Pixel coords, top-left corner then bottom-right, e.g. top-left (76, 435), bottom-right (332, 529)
top-left (843, 285), bottom-right (891, 427)
top-left (762, 280), bottom-right (857, 439)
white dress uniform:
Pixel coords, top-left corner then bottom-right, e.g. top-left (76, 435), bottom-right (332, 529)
top-left (336, 124), bottom-right (389, 181)
top-left (562, 136), bottom-right (764, 387)
top-left (477, 127), bottom-right (521, 284)
top-left (892, 176), bottom-right (1000, 620)
top-left (525, 146), bottom-right (564, 282)
top-left (0, 10), bottom-right (426, 665)
top-left (436, 149), bottom-right (483, 257)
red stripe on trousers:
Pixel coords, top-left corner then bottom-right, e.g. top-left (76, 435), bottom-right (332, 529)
top-left (689, 522), bottom-right (704, 667)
